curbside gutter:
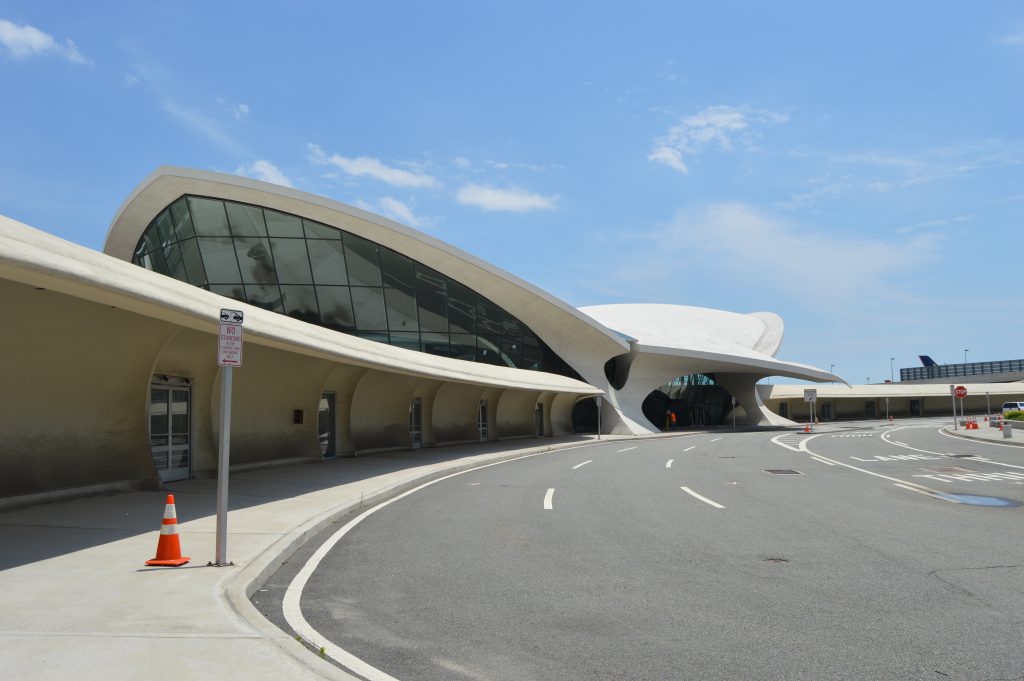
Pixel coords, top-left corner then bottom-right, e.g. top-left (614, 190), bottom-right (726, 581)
top-left (941, 425), bottom-right (1024, 448)
top-left (221, 432), bottom-right (700, 680)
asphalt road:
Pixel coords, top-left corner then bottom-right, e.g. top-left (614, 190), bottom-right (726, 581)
top-left (257, 420), bottom-right (1024, 680)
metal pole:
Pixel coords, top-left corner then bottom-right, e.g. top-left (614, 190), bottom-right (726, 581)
top-left (890, 357), bottom-right (894, 383)
top-left (215, 366), bottom-right (233, 566)
top-left (986, 392), bottom-right (991, 420)
top-left (732, 396), bottom-right (736, 430)
top-left (950, 384), bottom-right (957, 430)
top-left (596, 396), bottom-right (602, 441)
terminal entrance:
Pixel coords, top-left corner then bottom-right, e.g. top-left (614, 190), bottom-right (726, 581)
top-left (318, 392), bottom-right (336, 457)
top-left (643, 374), bottom-right (733, 430)
top-left (149, 377), bottom-right (191, 482)
top-left (409, 397), bottom-right (423, 449)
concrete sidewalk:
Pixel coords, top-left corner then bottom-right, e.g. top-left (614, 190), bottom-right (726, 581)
top-left (0, 432), bottom-right (695, 680)
top-left (942, 418), bottom-right (1024, 448)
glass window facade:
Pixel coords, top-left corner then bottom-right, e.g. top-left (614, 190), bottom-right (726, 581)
top-left (132, 194), bottom-right (579, 377)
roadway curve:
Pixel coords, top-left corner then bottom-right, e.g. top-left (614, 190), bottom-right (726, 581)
top-left (258, 420), bottom-right (1024, 680)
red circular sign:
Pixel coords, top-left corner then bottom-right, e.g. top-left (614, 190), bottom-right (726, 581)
top-left (954, 385), bottom-right (967, 398)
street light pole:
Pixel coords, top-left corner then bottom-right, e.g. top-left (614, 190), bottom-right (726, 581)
top-left (890, 357), bottom-right (894, 383)
top-left (964, 348), bottom-right (969, 364)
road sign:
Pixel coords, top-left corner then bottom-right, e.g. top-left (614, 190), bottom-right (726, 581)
top-left (217, 322), bottom-right (243, 367)
top-left (954, 385), bottom-right (967, 399)
top-left (804, 389), bottom-right (817, 403)
top-left (220, 309), bottom-right (244, 324)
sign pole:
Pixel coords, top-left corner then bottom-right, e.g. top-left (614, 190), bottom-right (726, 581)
top-left (213, 309), bottom-right (244, 567)
top-left (596, 395), bottom-right (602, 440)
top-left (215, 365), bottom-right (232, 566)
top-left (950, 384), bottom-right (958, 430)
top-left (986, 391), bottom-right (991, 420)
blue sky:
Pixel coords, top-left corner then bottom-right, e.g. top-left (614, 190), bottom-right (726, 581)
top-left (2, 2), bottom-right (1023, 384)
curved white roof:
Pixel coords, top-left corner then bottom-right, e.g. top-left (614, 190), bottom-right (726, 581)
top-left (580, 303), bottom-right (840, 383)
top-left (104, 167), bottom-right (629, 366)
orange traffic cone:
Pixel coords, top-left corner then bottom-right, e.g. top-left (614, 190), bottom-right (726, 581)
top-left (804, 424), bottom-right (810, 433)
top-left (145, 494), bottom-right (190, 566)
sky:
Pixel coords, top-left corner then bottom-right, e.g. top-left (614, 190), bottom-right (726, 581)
top-left (1, 1), bottom-right (1022, 385)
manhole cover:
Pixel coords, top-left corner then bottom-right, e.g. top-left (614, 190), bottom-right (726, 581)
top-left (764, 469), bottom-right (803, 475)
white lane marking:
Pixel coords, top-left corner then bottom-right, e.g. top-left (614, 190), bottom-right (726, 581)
top-left (710, 437), bottom-right (723, 442)
top-left (883, 427), bottom-right (1024, 472)
top-left (680, 486), bottom-right (725, 509)
top-left (770, 434), bottom-right (802, 452)
top-left (572, 460), bottom-right (592, 470)
top-left (666, 459), bottom-right (674, 469)
top-left (893, 483), bottom-right (942, 498)
top-left (811, 456), bottom-right (835, 466)
top-left (683, 446), bottom-right (696, 452)
top-left (618, 446), bottom-right (637, 453)
top-left (282, 441), bottom-right (600, 681)
top-left (798, 436), bottom-right (937, 497)
top-left (543, 488), bottom-right (555, 510)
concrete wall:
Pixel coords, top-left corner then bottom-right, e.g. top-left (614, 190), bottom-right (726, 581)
top-left (0, 280), bottom-right (168, 497)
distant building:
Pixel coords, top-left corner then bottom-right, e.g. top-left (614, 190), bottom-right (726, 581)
top-left (900, 358), bottom-right (1024, 384)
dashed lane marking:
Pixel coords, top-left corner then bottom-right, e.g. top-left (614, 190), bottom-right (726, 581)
top-left (572, 460), bottom-right (592, 470)
top-left (618, 446), bottom-right (637, 453)
top-left (680, 486), bottom-right (725, 509)
top-left (543, 488), bottom-right (555, 510)
top-left (666, 459), bottom-right (674, 469)
top-left (710, 437), bottom-right (723, 442)
top-left (683, 446), bottom-right (696, 452)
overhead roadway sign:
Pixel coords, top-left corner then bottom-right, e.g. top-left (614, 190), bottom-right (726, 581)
top-left (954, 385), bottom-right (967, 399)
top-left (803, 389), bottom-right (817, 403)
top-left (217, 308), bottom-right (244, 367)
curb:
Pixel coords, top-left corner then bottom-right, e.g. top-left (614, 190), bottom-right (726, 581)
top-left (220, 432), bottom-right (700, 680)
top-left (941, 425), bottom-right (1024, 448)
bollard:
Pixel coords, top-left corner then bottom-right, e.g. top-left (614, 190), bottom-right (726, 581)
top-left (1004, 422), bottom-right (1013, 439)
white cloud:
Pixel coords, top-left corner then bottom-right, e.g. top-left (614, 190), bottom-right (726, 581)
top-left (453, 156), bottom-right (472, 169)
top-left (455, 183), bottom-right (558, 212)
top-left (595, 203), bottom-right (940, 305)
top-left (307, 143), bottom-right (440, 188)
top-left (0, 19), bottom-right (89, 64)
top-left (162, 100), bottom-right (241, 153)
top-left (218, 97), bottom-right (249, 120)
top-left (124, 73), bottom-right (140, 87)
top-left (350, 196), bottom-right (435, 229)
top-left (648, 105), bottom-right (788, 173)
top-left (998, 30), bottom-right (1024, 45)
top-left (234, 160), bottom-right (293, 188)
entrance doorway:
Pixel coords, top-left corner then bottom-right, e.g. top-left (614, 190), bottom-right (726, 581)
top-left (409, 397), bottom-right (423, 449)
top-left (910, 399), bottom-right (921, 417)
top-left (318, 392), bottom-right (336, 457)
top-left (534, 403), bottom-right (544, 437)
top-left (149, 377), bottom-right (191, 482)
top-left (478, 400), bottom-right (488, 442)
top-left (821, 402), bottom-right (833, 421)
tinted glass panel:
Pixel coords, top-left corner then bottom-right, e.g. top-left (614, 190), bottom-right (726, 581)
top-left (270, 238), bottom-right (313, 284)
top-left (161, 242), bottom-right (188, 282)
top-left (523, 332), bottom-right (542, 370)
top-left (179, 238), bottom-right (207, 285)
top-left (343, 233), bottom-right (382, 287)
top-left (448, 281), bottom-right (476, 334)
top-left (208, 284), bottom-right (246, 300)
top-left (476, 335), bottom-right (503, 365)
top-left (416, 288), bottom-right (448, 333)
top-left (304, 219), bottom-right (341, 239)
top-left (264, 209), bottom-right (303, 237)
top-left (350, 286), bottom-right (388, 330)
top-left (502, 316), bottom-right (523, 339)
top-left (502, 337), bottom-right (523, 368)
top-left (389, 331), bottom-right (421, 352)
top-left (357, 331), bottom-right (389, 343)
top-left (450, 334), bottom-right (476, 361)
top-left (142, 218), bottom-right (166, 254)
top-left (152, 210), bottom-right (176, 247)
top-left (384, 286), bottom-right (418, 332)
top-left (380, 248), bottom-right (415, 288)
top-left (421, 332), bottom-right (450, 357)
top-left (477, 299), bottom-right (502, 334)
top-left (244, 284), bottom-right (283, 312)
top-left (145, 242), bottom-right (169, 273)
top-left (189, 197), bottom-right (231, 236)
top-left (280, 285), bottom-right (320, 323)
top-left (169, 198), bottom-right (195, 240)
top-left (234, 238), bottom-right (277, 284)
top-left (306, 239), bottom-right (348, 285)
top-left (415, 264), bottom-right (446, 292)
top-left (197, 238), bottom-right (242, 283)
top-left (316, 286), bottom-right (355, 332)
top-left (225, 202), bottom-right (268, 237)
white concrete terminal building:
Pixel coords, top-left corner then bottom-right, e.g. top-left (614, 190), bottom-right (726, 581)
top-left (1, 167), bottom-right (843, 506)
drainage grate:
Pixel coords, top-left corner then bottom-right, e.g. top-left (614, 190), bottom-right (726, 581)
top-left (764, 469), bottom-right (803, 475)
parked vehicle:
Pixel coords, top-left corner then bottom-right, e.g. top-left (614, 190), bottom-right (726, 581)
top-left (1001, 401), bottom-right (1024, 415)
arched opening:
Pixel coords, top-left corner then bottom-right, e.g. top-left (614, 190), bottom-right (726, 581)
top-left (571, 396), bottom-right (600, 433)
top-left (642, 374), bottom-right (734, 430)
